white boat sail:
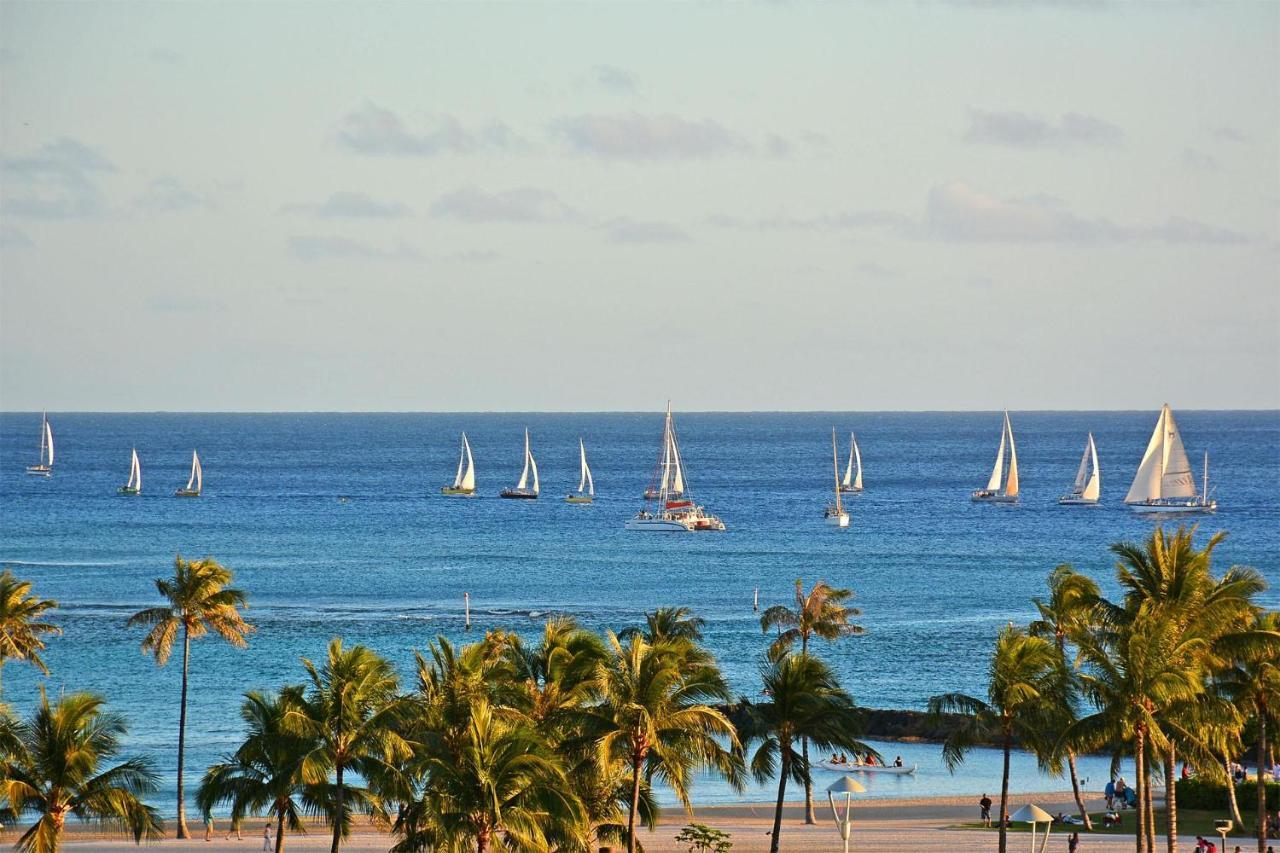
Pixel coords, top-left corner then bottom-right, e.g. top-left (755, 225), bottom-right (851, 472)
top-left (1124, 404), bottom-right (1216, 512)
top-left (825, 428), bottom-right (850, 527)
top-left (25, 412), bottom-right (54, 476)
top-left (441, 433), bottom-right (477, 495)
top-left (119, 448), bottom-right (142, 495)
top-left (972, 411), bottom-right (1019, 503)
top-left (176, 450), bottom-right (202, 497)
top-left (566, 439), bottom-right (595, 503)
top-left (500, 429), bottom-right (539, 499)
top-left (1059, 433), bottom-right (1100, 505)
top-left (626, 402), bottom-right (724, 532)
top-left (839, 432), bottom-right (863, 493)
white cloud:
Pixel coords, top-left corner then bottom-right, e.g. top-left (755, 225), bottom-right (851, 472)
top-left (284, 191), bottom-right (411, 218)
top-left (430, 186), bottom-right (576, 223)
top-left (1181, 148), bottom-right (1218, 171)
top-left (289, 235), bottom-right (423, 261)
top-left (335, 102), bottom-right (525, 156)
top-left (552, 113), bottom-right (750, 160)
top-left (134, 177), bottom-right (211, 212)
top-left (964, 109), bottom-right (1122, 149)
top-left (591, 65), bottom-right (638, 94)
top-left (604, 218), bottom-right (692, 244)
top-left (0, 225), bottom-right (33, 248)
top-left (0, 137), bottom-right (115, 219)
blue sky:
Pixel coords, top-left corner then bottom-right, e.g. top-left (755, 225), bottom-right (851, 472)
top-left (1, 1), bottom-right (1276, 411)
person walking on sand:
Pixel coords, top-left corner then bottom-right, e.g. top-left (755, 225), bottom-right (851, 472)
top-left (204, 815), bottom-right (214, 841)
top-left (262, 823), bottom-right (273, 852)
top-left (1068, 832), bottom-right (1079, 852)
top-left (226, 818), bottom-right (243, 841)
top-left (1104, 777), bottom-right (1116, 809)
top-left (979, 793), bottom-right (993, 827)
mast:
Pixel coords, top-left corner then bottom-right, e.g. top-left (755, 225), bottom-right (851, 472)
top-left (1202, 451), bottom-right (1209, 505)
top-left (831, 428), bottom-right (843, 515)
top-left (38, 412), bottom-right (47, 464)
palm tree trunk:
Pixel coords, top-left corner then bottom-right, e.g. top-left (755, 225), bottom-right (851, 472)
top-left (331, 764), bottom-right (344, 853)
top-left (476, 827), bottom-right (490, 853)
top-left (770, 748), bottom-right (789, 853)
top-left (800, 635), bottom-right (816, 825)
top-left (1135, 727), bottom-right (1146, 853)
top-left (1164, 742), bottom-right (1176, 853)
top-left (998, 729), bottom-right (1011, 853)
top-left (1143, 746), bottom-right (1155, 853)
top-left (1258, 707), bottom-right (1267, 853)
top-left (1067, 751), bottom-right (1093, 830)
top-left (627, 755), bottom-right (643, 853)
top-left (1225, 753), bottom-right (1244, 826)
top-left (274, 807), bottom-right (287, 853)
top-left (175, 625), bottom-right (191, 839)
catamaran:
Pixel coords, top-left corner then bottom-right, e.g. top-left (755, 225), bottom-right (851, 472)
top-left (119, 448), bottom-right (142, 495)
top-left (25, 412), bottom-right (54, 476)
top-left (1124, 404), bottom-right (1216, 513)
top-left (175, 450), bottom-right (202, 497)
top-left (972, 411), bottom-right (1019, 503)
top-left (626, 403), bottom-right (724, 532)
top-left (500, 429), bottom-right (539, 499)
top-left (825, 428), bottom-right (850, 527)
top-left (1059, 433), bottom-right (1100, 505)
top-left (566, 439), bottom-right (595, 504)
top-left (839, 432), bottom-right (863, 493)
top-left (441, 433), bottom-right (477, 496)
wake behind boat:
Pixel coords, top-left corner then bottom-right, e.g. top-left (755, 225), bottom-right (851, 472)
top-left (626, 403), bottom-right (724, 532)
top-left (565, 439), bottom-right (594, 504)
top-left (441, 432), bottom-right (477, 496)
top-left (1124, 404), bottom-right (1216, 513)
top-left (972, 410), bottom-right (1018, 503)
top-left (175, 450), bottom-right (202, 497)
top-left (1059, 432), bottom-right (1100, 505)
top-left (25, 412), bottom-right (54, 477)
top-left (500, 429), bottom-right (539, 499)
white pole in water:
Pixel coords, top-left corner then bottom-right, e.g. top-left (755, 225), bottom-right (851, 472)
top-left (753, 588), bottom-right (759, 612)
top-left (464, 592), bottom-right (471, 631)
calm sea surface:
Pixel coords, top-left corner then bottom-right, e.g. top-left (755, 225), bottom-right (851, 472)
top-left (2, 411), bottom-right (1277, 813)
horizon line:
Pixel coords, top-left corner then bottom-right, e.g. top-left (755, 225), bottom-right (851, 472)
top-left (3, 407), bottom-right (1279, 416)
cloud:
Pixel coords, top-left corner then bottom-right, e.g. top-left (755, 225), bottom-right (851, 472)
top-left (855, 261), bottom-right (895, 279)
top-left (707, 210), bottom-right (907, 231)
top-left (921, 181), bottom-right (1248, 244)
top-left (1181, 148), bottom-right (1218, 171)
top-left (148, 48), bottom-right (182, 65)
top-left (1211, 125), bottom-right (1247, 143)
top-left (552, 113), bottom-right (750, 160)
top-left (0, 137), bottom-right (115, 218)
top-left (430, 186), bottom-right (576, 223)
top-left (289, 235), bottom-right (423, 261)
top-left (335, 102), bottom-right (525, 156)
top-left (440, 249), bottom-right (501, 263)
top-left (964, 109), bottom-right (1122, 149)
top-left (603, 218), bottom-right (692, 244)
top-left (284, 191), bottom-right (411, 218)
top-left (591, 65), bottom-right (637, 94)
top-left (0, 225), bottom-right (33, 248)
top-left (134, 177), bottom-right (211, 212)
top-left (764, 134), bottom-right (792, 158)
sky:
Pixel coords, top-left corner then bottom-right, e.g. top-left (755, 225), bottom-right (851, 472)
top-left (1, 1), bottom-right (1277, 412)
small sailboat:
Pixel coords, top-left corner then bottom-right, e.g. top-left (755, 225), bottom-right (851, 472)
top-left (500, 429), bottom-right (539, 499)
top-left (118, 448), bottom-right (142, 495)
top-left (1124, 404), bottom-right (1216, 513)
top-left (565, 439), bottom-right (595, 504)
top-left (972, 411), bottom-right (1019, 503)
top-left (1059, 433), bottom-right (1100, 505)
top-left (175, 450), bottom-right (202, 497)
top-left (824, 428), bottom-right (850, 527)
top-left (25, 412), bottom-right (54, 476)
top-left (441, 433), bottom-right (477, 496)
top-left (839, 432), bottom-right (863, 493)
top-left (626, 403), bottom-right (724, 532)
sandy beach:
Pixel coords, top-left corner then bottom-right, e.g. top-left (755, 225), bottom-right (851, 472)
top-left (44, 790), bottom-right (1253, 852)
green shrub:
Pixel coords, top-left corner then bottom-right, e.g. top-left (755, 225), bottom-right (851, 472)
top-left (1176, 776), bottom-right (1280, 811)
top-left (675, 823), bottom-right (733, 853)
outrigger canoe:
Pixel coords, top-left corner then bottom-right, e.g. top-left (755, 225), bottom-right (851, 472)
top-left (818, 761), bottom-right (917, 775)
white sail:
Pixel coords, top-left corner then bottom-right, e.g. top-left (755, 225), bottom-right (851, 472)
top-left (1081, 434), bottom-right (1100, 501)
top-left (1125, 406), bottom-right (1168, 503)
top-left (852, 434), bottom-right (863, 491)
top-left (1004, 412), bottom-right (1019, 497)
top-left (516, 430), bottom-right (531, 490)
top-left (128, 448), bottom-right (141, 491)
top-left (45, 419), bottom-right (54, 467)
top-left (577, 439), bottom-right (594, 495)
top-left (185, 450), bottom-right (202, 493)
top-left (453, 438), bottom-right (465, 488)
top-left (670, 432), bottom-right (685, 495)
top-left (986, 423), bottom-right (1007, 492)
top-left (1071, 440), bottom-right (1090, 493)
top-left (529, 445), bottom-right (539, 495)
top-left (842, 434), bottom-right (854, 488)
top-left (1159, 407), bottom-right (1196, 498)
top-left (460, 434), bottom-right (475, 491)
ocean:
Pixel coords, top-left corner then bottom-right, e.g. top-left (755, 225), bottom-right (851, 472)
top-left (2, 410), bottom-right (1277, 812)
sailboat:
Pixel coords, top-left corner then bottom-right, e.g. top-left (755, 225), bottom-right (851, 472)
top-left (626, 403), bottom-right (725, 532)
top-left (1124, 404), bottom-right (1216, 513)
top-left (972, 411), bottom-right (1019, 503)
top-left (119, 448), bottom-right (142, 495)
top-left (441, 433), bottom-right (477, 496)
top-left (500, 429), bottom-right (539, 499)
top-left (839, 432), bottom-right (863, 493)
top-left (824, 428), bottom-right (850, 527)
top-left (1059, 433), bottom-right (1100, 505)
top-left (566, 439), bottom-right (595, 504)
top-left (175, 450), bottom-right (202, 497)
top-left (25, 412), bottom-right (54, 476)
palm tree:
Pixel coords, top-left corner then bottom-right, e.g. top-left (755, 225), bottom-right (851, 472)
top-left (1029, 564), bottom-right (1099, 829)
top-left (197, 688), bottom-right (316, 853)
top-left (0, 569), bottom-right (60, 696)
top-left (126, 555), bottom-right (252, 838)
top-left (0, 691), bottom-right (162, 852)
top-left (394, 697), bottom-right (586, 852)
top-left (759, 579), bottom-right (864, 823)
top-left (740, 653), bottom-right (871, 853)
top-left (286, 639), bottom-right (411, 853)
top-left (621, 606), bottom-right (707, 643)
top-left (930, 625), bottom-right (1064, 853)
top-left (588, 632), bottom-right (742, 853)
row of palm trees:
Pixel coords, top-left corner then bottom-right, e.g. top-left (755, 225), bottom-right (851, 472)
top-left (930, 525), bottom-right (1280, 853)
top-left (0, 559), bottom-right (872, 853)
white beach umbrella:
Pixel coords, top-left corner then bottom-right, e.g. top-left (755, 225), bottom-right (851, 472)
top-left (1010, 804), bottom-right (1054, 853)
top-left (827, 776), bottom-right (866, 853)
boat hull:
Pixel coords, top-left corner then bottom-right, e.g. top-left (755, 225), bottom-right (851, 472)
top-left (441, 487), bottom-right (476, 496)
top-left (825, 512), bottom-right (850, 527)
top-left (1058, 496), bottom-right (1099, 506)
top-left (25, 466), bottom-right (51, 477)
top-left (1127, 500), bottom-right (1216, 514)
top-left (838, 486), bottom-right (862, 494)
top-left (818, 761), bottom-right (916, 775)
top-left (500, 489), bottom-right (538, 500)
top-left (118, 487), bottom-right (140, 496)
top-left (174, 490), bottom-right (200, 498)
top-left (971, 491), bottom-right (1017, 503)
top-left (565, 495), bottom-right (593, 504)
top-left (625, 517), bottom-right (694, 532)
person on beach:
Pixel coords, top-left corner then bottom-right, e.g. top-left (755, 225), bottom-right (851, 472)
top-left (1104, 777), bottom-right (1115, 809)
top-left (262, 823), bottom-right (273, 852)
top-left (893, 755), bottom-right (903, 767)
top-left (1068, 831), bottom-right (1079, 852)
top-left (205, 815), bottom-right (214, 841)
top-left (979, 793), bottom-right (992, 827)
top-left (226, 818), bottom-right (243, 841)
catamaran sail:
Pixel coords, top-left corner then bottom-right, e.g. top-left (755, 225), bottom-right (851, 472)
top-left (1060, 433), bottom-right (1100, 504)
top-left (501, 429), bottom-right (539, 498)
top-left (840, 433), bottom-right (863, 492)
top-left (627, 403), bottom-right (724, 532)
top-left (1125, 405), bottom-right (1215, 511)
top-left (120, 448), bottom-right (142, 494)
top-left (825, 428), bottom-right (849, 526)
top-left (26, 413), bottom-right (54, 475)
top-left (176, 450), bottom-right (202, 497)
top-left (973, 411), bottom-right (1018, 502)
top-left (647, 405), bottom-right (686, 498)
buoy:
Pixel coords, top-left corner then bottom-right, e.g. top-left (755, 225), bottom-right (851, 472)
top-left (464, 592), bottom-right (471, 631)
top-left (753, 588), bottom-right (759, 612)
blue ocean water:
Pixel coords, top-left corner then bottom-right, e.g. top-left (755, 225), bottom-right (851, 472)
top-left (1, 410), bottom-right (1277, 812)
